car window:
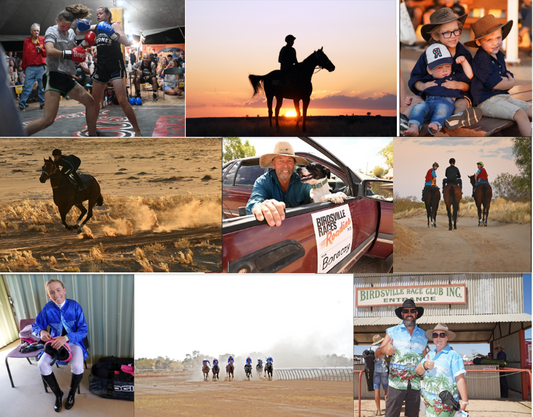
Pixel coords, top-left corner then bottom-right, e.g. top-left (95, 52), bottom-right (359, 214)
top-left (364, 181), bottom-right (393, 202)
top-left (223, 162), bottom-right (238, 186)
top-left (235, 164), bottom-right (265, 186)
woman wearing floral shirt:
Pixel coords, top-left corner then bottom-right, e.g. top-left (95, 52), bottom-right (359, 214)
top-left (416, 323), bottom-right (469, 416)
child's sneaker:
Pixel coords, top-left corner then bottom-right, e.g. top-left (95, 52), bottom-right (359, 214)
top-left (445, 108), bottom-right (482, 130)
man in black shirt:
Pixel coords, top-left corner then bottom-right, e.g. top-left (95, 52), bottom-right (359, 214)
top-left (442, 158), bottom-right (462, 189)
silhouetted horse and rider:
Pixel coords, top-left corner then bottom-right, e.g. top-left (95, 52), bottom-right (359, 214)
top-left (249, 35), bottom-right (335, 132)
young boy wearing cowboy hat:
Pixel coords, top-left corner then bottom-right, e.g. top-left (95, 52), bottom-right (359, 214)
top-left (246, 141), bottom-right (310, 227)
top-left (468, 14), bottom-right (532, 136)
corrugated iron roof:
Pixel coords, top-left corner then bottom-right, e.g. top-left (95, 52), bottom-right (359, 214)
top-left (354, 313), bottom-right (532, 326)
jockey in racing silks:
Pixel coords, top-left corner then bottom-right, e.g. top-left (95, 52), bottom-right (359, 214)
top-left (245, 356), bottom-right (252, 365)
top-left (422, 162), bottom-right (439, 200)
top-left (227, 356), bottom-right (234, 364)
top-left (257, 358), bottom-right (263, 366)
top-left (266, 356), bottom-right (273, 364)
top-left (213, 358), bottom-right (219, 367)
top-left (202, 359), bottom-right (210, 368)
top-left (52, 149), bottom-right (86, 190)
top-left (473, 161), bottom-right (489, 197)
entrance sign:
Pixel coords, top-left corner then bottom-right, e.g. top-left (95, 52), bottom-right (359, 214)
top-left (356, 284), bottom-right (467, 307)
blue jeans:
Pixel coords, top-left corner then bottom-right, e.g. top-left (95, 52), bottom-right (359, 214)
top-left (475, 178), bottom-right (489, 187)
top-left (409, 96), bottom-right (455, 135)
top-left (19, 65), bottom-right (45, 109)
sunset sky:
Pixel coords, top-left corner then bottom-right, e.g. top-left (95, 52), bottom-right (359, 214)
top-left (186, 0), bottom-right (397, 118)
top-left (394, 138), bottom-right (523, 199)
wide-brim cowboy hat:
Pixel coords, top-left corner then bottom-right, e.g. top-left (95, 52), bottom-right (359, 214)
top-left (395, 299), bottom-right (424, 319)
top-left (421, 8), bottom-right (468, 42)
top-left (464, 15), bottom-right (513, 48)
top-left (371, 334), bottom-right (384, 346)
top-left (425, 323), bottom-right (457, 341)
top-left (259, 141), bottom-right (308, 168)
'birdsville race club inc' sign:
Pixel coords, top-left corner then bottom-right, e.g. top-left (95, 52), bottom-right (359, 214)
top-left (356, 284), bottom-right (467, 307)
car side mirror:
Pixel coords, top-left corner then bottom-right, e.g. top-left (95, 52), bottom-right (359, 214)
top-left (362, 179), bottom-right (393, 201)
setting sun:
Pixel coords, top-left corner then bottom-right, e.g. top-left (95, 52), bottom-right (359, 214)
top-left (285, 110), bottom-right (297, 118)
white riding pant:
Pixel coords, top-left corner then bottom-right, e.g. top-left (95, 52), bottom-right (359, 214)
top-left (38, 343), bottom-right (84, 375)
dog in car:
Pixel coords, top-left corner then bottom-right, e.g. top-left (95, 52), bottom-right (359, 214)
top-left (296, 162), bottom-right (348, 204)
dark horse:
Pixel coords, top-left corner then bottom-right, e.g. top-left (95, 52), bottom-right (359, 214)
top-left (40, 157), bottom-right (103, 234)
top-left (212, 363), bottom-right (219, 380)
top-left (202, 364), bottom-right (210, 381)
top-left (423, 186), bottom-right (440, 228)
top-left (226, 362), bottom-right (234, 380)
top-left (249, 48), bottom-right (335, 132)
top-left (244, 363), bottom-right (252, 380)
top-left (265, 361), bottom-right (273, 380)
top-left (443, 184), bottom-right (462, 230)
top-left (256, 362), bottom-right (263, 378)
top-left (469, 175), bottom-right (492, 226)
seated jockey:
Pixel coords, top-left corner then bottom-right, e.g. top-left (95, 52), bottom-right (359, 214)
top-left (52, 149), bottom-right (86, 190)
top-left (422, 162), bottom-right (439, 200)
top-left (227, 356), bottom-right (234, 364)
top-left (213, 358), bottom-right (218, 366)
top-left (473, 161), bottom-right (489, 196)
top-left (266, 356), bottom-right (273, 364)
top-left (245, 356), bottom-right (252, 365)
top-left (202, 359), bottom-right (210, 367)
top-left (443, 157), bottom-right (462, 189)
top-left (257, 358), bottom-right (263, 366)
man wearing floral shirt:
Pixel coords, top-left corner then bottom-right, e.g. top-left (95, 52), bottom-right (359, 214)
top-left (375, 299), bottom-right (428, 417)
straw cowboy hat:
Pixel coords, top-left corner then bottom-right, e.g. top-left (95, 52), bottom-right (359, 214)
top-left (371, 334), bottom-right (384, 346)
top-left (259, 141), bottom-right (308, 168)
top-left (425, 323), bottom-right (457, 341)
top-left (395, 299), bottom-right (424, 319)
top-left (421, 7), bottom-right (467, 42)
top-left (464, 14), bottom-right (513, 48)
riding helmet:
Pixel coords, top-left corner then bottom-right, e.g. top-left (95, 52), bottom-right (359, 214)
top-left (285, 34), bottom-right (296, 42)
top-left (52, 149), bottom-right (62, 156)
top-left (44, 340), bottom-right (72, 364)
top-left (449, 158), bottom-right (455, 164)
top-left (477, 161), bottom-right (484, 167)
top-left (432, 162), bottom-right (439, 167)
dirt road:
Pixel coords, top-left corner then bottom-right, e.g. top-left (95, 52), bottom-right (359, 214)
top-left (394, 216), bottom-right (531, 272)
top-left (136, 373), bottom-right (352, 417)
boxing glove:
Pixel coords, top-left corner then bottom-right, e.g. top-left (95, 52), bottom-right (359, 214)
top-left (80, 32), bottom-right (96, 49)
top-left (63, 46), bottom-right (86, 63)
top-left (97, 21), bottom-right (120, 41)
top-left (77, 19), bottom-right (91, 32)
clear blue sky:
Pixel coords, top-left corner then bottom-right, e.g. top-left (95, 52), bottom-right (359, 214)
top-left (354, 274), bottom-right (532, 357)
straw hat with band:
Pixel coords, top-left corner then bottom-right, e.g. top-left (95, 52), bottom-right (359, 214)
top-left (464, 15), bottom-right (513, 48)
top-left (421, 7), bottom-right (467, 42)
top-left (371, 334), bottom-right (384, 346)
top-left (259, 141), bottom-right (308, 168)
top-left (394, 299), bottom-right (424, 319)
top-left (425, 323), bottom-right (457, 341)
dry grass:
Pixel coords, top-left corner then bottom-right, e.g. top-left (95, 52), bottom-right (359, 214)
top-left (63, 266), bottom-right (81, 272)
top-left (90, 244), bottom-right (105, 262)
top-left (144, 242), bottom-right (165, 253)
top-left (174, 238), bottom-right (191, 249)
top-left (0, 250), bottom-right (41, 272)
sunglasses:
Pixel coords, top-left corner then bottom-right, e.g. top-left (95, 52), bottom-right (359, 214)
top-left (432, 332), bottom-right (448, 338)
top-left (402, 309), bottom-right (417, 314)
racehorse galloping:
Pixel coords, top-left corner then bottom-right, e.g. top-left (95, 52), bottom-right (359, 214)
top-left (265, 361), bottom-right (273, 380)
top-left (226, 362), bottom-right (234, 380)
top-left (423, 186), bottom-right (440, 228)
top-left (256, 362), bottom-right (263, 378)
top-left (443, 184), bottom-right (462, 230)
top-left (212, 363), bottom-right (219, 380)
top-left (469, 175), bottom-right (492, 227)
top-left (40, 157), bottom-right (103, 234)
top-left (249, 48), bottom-right (335, 132)
top-left (244, 364), bottom-right (252, 380)
top-left (202, 364), bottom-right (210, 381)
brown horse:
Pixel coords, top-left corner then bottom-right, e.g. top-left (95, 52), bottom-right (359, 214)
top-left (468, 175), bottom-right (492, 226)
top-left (202, 363), bottom-right (210, 381)
top-left (423, 185), bottom-right (440, 228)
top-left (226, 362), bottom-right (234, 380)
top-left (39, 157), bottom-right (103, 234)
top-left (443, 184), bottom-right (462, 230)
top-left (249, 48), bottom-right (335, 132)
top-left (212, 363), bottom-right (219, 380)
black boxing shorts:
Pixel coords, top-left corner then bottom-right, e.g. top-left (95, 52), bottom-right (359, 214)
top-left (43, 71), bottom-right (77, 97)
top-left (91, 58), bottom-right (125, 84)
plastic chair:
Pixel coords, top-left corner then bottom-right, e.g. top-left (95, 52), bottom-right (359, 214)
top-left (5, 318), bottom-right (39, 388)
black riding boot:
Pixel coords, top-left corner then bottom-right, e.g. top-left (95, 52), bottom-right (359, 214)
top-left (73, 174), bottom-right (86, 191)
top-left (65, 373), bottom-right (83, 410)
top-left (43, 373), bottom-right (63, 413)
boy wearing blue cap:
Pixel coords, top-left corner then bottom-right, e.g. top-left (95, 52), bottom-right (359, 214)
top-left (404, 43), bottom-right (474, 137)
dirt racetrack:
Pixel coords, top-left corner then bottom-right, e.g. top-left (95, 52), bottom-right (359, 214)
top-left (394, 216), bottom-right (531, 272)
top-left (0, 138), bottom-right (222, 272)
top-left (136, 372), bottom-right (352, 417)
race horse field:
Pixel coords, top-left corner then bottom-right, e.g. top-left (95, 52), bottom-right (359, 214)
top-left (0, 138), bottom-right (222, 272)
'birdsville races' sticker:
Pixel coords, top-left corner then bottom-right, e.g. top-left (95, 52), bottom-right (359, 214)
top-left (311, 205), bottom-right (353, 273)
